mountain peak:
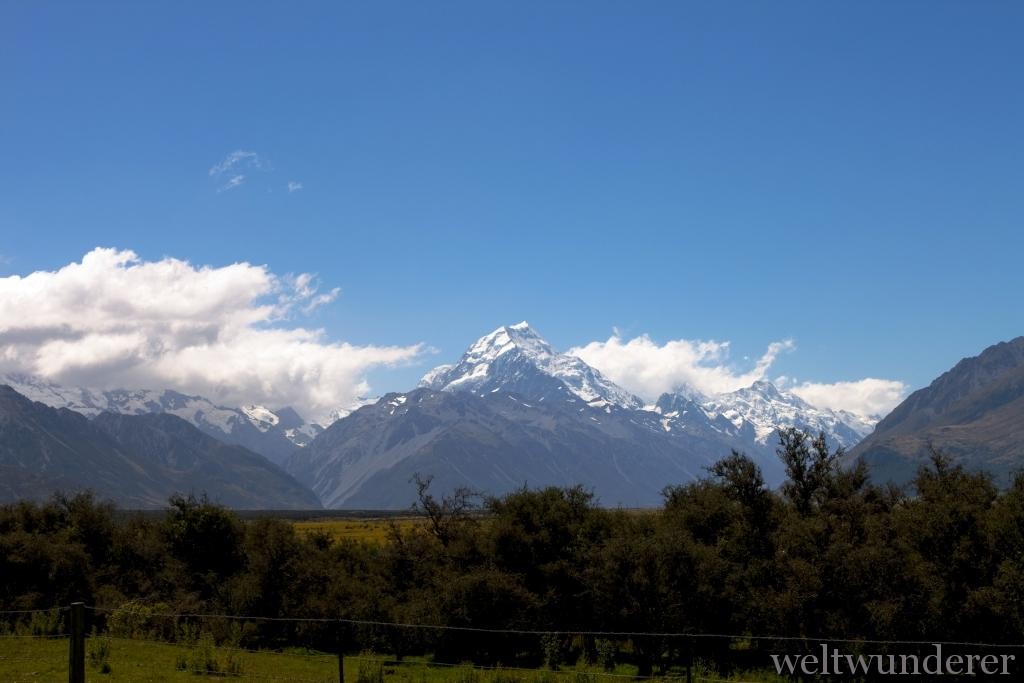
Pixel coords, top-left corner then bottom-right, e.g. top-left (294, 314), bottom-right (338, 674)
top-left (746, 379), bottom-right (783, 398)
top-left (464, 322), bottom-right (553, 364)
top-left (419, 322), bottom-right (643, 410)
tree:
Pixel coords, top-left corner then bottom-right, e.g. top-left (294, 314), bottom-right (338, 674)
top-left (777, 428), bottom-right (843, 515)
top-left (410, 474), bottom-right (480, 547)
top-left (163, 494), bottom-right (245, 599)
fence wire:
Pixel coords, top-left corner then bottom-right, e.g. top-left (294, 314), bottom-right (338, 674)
top-left (83, 604), bottom-right (1024, 649)
top-left (6, 604), bottom-right (1023, 682)
top-left (0, 607), bottom-right (68, 615)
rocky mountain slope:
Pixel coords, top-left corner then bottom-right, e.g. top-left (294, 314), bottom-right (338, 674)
top-left (847, 337), bottom-right (1024, 485)
top-left (286, 387), bottom-right (721, 508)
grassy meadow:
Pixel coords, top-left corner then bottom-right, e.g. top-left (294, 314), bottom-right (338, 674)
top-left (292, 516), bottom-right (425, 545)
top-left (0, 636), bottom-right (788, 682)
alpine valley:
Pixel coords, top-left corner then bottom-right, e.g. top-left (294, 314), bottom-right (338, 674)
top-left (8, 323), bottom-right (1022, 510)
top-left (0, 322), bottom-right (877, 509)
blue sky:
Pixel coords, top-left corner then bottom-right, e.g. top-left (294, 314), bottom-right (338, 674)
top-left (1, 1), bottom-right (1022, 417)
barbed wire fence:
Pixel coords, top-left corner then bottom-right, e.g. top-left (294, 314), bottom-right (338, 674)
top-left (0, 606), bottom-right (71, 678)
top-left (2, 604), bottom-right (1022, 682)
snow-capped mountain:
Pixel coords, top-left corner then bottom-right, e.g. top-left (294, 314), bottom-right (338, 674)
top-left (420, 323), bottom-right (873, 450)
top-left (0, 373), bottom-right (323, 464)
top-left (420, 322), bottom-right (644, 410)
top-left (324, 397), bottom-right (378, 424)
top-left (289, 322), bottom-right (881, 508)
top-left (654, 379), bottom-right (873, 451)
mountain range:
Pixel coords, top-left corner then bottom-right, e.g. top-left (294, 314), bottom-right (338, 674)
top-left (285, 322), bottom-right (875, 507)
top-left (5, 323), bottom-right (1022, 509)
top-left (0, 374), bottom-right (326, 465)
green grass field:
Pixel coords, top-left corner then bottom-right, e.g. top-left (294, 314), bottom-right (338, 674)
top-left (0, 636), bottom-right (788, 683)
top-left (0, 635), bottom-right (335, 682)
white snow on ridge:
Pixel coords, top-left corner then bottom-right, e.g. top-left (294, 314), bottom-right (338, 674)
top-left (418, 323), bottom-right (876, 452)
top-left (325, 396), bottom-right (377, 424)
top-left (241, 404), bottom-right (280, 430)
top-left (418, 364), bottom-right (454, 389)
top-left (420, 322), bottom-right (645, 410)
top-left (0, 373), bottom-right (322, 448)
top-left (690, 379), bottom-right (875, 449)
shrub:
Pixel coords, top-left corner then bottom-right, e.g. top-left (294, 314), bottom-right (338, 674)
top-left (174, 631), bottom-right (243, 676)
top-left (107, 600), bottom-right (174, 641)
top-left (356, 656), bottom-right (385, 683)
top-left (594, 639), bottom-right (617, 672)
top-left (88, 634), bottom-right (112, 674)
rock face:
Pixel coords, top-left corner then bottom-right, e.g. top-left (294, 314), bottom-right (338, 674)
top-left (288, 323), bottom-right (877, 508)
top-left (847, 337), bottom-right (1024, 486)
top-left (0, 385), bottom-right (321, 508)
top-left (286, 388), bottom-right (721, 509)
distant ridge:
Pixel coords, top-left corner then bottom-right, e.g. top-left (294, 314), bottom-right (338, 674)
top-left (0, 385), bottom-right (321, 508)
top-left (0, 373), bottom-right (326, 464)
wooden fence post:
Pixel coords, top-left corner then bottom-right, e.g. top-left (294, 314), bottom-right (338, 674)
top-left (685, 636), bottom-right (693, 683)
top-left (337, 622), bottom-right (345, 683)
top-left (68, 602), bottom-right (85, 683)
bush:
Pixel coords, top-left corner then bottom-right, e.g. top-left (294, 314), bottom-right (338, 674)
top-left (541, 634), bottom-right (567, 670)
top-left (356, 656), bottom-right (384, 683)
top-left (174, 631), bottom-right (243, 676)
top-left (88, 633), bottom-right (112, 674)
top-left (18, 608), bottom-right (63, 636)
top-left (594, 639), bottom-right (617, 672)
top-left (107, 600), bottom-right (174, 641)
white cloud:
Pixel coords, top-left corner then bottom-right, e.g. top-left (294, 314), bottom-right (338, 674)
top-left (280, 273), bottom-right (339, 315)
top-left (209, 150), bottom-right (262, 177)
top-left (0, 248), bottom-right (423, 422)
top-left (287, 181), bottom-right (303, 193)
top-left (570, 332), bottom-right (905, 417)
top-left (209, 150), bottom-right (268, 192)
top-left (218, 174), bottom-right (246, 192)
top-left (569, 334), bottom-right (794, 401)
top-left (786, 378), bottom-right (906, 418)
